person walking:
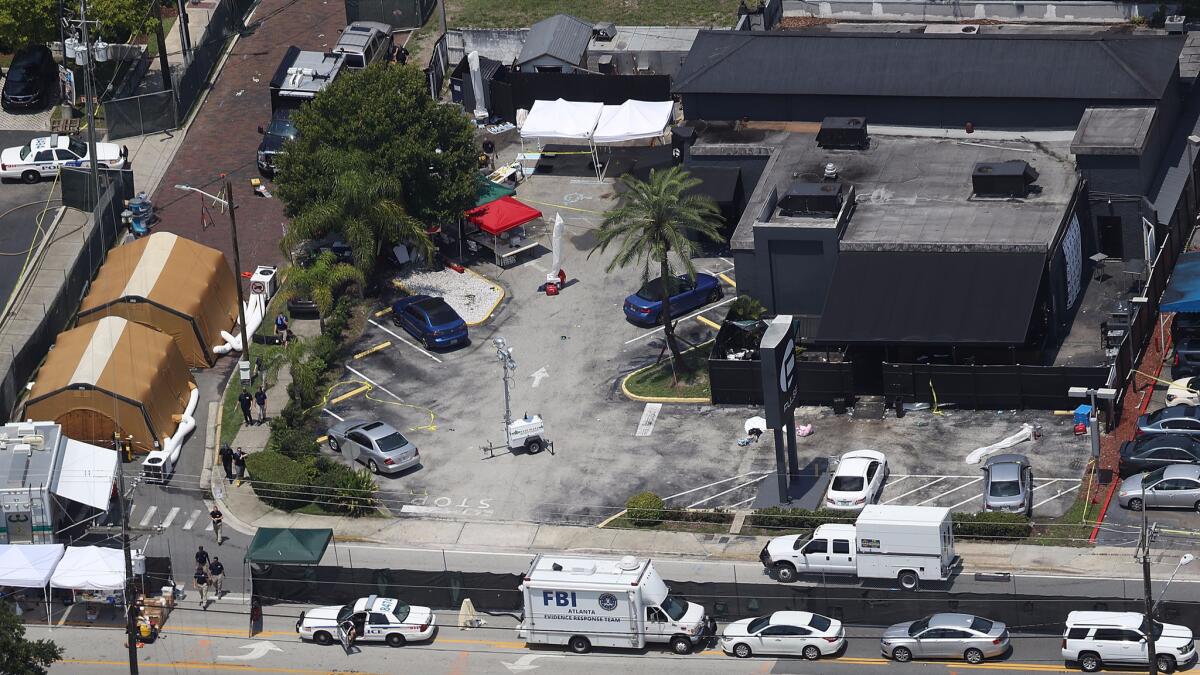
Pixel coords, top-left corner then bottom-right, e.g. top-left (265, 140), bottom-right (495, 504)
top-left (208, 557), bottom-right (225, 598)
top-left (210, 507), bottom-right (224, 545)
top-left (193, 565), bottom-right (210, 609)
top-left (219, 443), bottom-right (234, 483)
top-left (194, 546), bottom-right (210, 569)
top-left (234, 448), bottom-right (247, 483)
top-left (254, 386), bottom-right (267, 424)
top-left (238, 388), bottom-right (253, 425)
top-left (274, 313), bottom-right (288, 339)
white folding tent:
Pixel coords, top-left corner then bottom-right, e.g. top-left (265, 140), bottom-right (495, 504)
top-left (519, 99), bottom-right (605, 181)
top-left (50, 545), bottom-right (125, 591)
top-left (592, 100), bottom-right (674, 144)
top-left (0, 544), bottom-right (65, 628)
top-left (50, 438), bottom-right (118, 510)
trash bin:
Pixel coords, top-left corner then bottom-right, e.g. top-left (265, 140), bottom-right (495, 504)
top-left (1073, 404), bottom-right (1093, 427)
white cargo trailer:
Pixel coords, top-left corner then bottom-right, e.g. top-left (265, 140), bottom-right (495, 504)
top-left (518, 554), bottom-right (715, 654)
top-left (760, 505), bottom-right (958, 589)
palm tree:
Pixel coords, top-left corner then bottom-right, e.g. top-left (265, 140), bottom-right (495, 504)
top-left (591, 166), bottom-right (723, 380)
top-left (280, 149), bottom-right (434, 277)
top-left (279, 252), bottom-right (366, 316)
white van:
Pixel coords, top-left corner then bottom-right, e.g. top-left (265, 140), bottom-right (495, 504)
top-left (518, 554), bottom-right (715, 654)
top-left (1062, 611), bottom-right (1195, 673)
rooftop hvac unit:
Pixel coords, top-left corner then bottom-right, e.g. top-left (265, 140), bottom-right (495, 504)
top-left (593, 22), bottom-right (617, 41)
top-left (1166, 15), bottom-right (1185, 33)
top-left (249, 265), bottom-right (279, 299)
top-left (778, 181), bottom-right (844, 217)
top-left (816, 117), bottom-right (868, 149)
top-left (972, 160), bottom-right (1038, 198)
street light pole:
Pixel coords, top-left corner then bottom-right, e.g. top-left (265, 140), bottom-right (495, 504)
top-left (1141, 513), bottom-right (1158, 675)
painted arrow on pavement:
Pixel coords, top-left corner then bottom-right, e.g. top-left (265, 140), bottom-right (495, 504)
top-left (217, 641), bottom-right (283, 661)
top-left (502, 654), bottom-right (564, 673)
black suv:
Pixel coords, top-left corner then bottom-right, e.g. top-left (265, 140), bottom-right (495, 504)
top-left (1174, 339), bottom-right (1200, 378)
top-left (1173, 313), bottom-right (1200, 345)
top-left (2, 45), bottom-right (57, 111)
top-left (1119, 434), bottom-right (1200, 477)
top-left (256, 110), bottom-right (297, 176)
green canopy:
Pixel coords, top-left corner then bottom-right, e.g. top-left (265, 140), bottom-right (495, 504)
top-left (245, 528), bottom-right (332, 565)
top-left (474, 173), bottom-right (516, 207)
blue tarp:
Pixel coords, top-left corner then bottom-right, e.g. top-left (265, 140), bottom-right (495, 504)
top-left (1162, 252), bottom-right (1200, 313)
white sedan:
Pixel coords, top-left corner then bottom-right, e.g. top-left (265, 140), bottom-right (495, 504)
top-left (1, 134), bottom-right (127, 183)
top-left (296, 595), bottom-right (436, 647)
top-left (721, 611), bottom-right (845, 660)
top-left (1166, 377), bottom-right (1200, 407)
top-left (824, 449), bottom-right (888, 510)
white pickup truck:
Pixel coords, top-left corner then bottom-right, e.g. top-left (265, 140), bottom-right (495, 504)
top-left (760, 505), bottom-right (959, 590)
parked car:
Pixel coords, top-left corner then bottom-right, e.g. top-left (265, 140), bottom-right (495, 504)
top-left (1062, 610), bottom-right (1195, 673)
top-left (296, 595), bottom-right (435, 646)
top-left (333, 21), bottom-right (394, 70)
top-left (1118, 465), bottom-right (1200, 512)
top-left (981, 453), bottom-right (1033, 515)
top-left (2, 45), bottom-right (56, 112)
top-left (1137, 405), bottom-right (1200, 438)
top-left (326, 419), bottom-right (419, 475)
top-left (721, 611), bottom-right (844, 660)
top-left (823, 449), bottom-right (887, 510)
top-left (1166, 376), bottom-right (1200, 407)
top-left (1172, 312), bottom-right (1200, 345)
top-left (1118, 435), bottom-right (1200, 478)
top-left (391, 295), bottom-right (468, 349)
top-left (881, 613), bottom-right (1009, 664)
top-left (256, 110), bottom-right (297, 176)
top-left (1174, 339), bottom-right (1200, 379)
top-left (1, 134), bottom-right (127, 184)
top-left (623, 273), bottom-right (722, 325)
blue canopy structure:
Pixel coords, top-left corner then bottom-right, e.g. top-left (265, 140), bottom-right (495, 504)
top-left (1162, 252), bottom-right (1200, 313)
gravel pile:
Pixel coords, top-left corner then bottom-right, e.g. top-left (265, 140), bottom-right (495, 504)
top-left (398, 269), bottom-right (502, 325)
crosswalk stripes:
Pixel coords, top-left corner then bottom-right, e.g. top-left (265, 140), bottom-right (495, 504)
top-left (127, 506), bottom-right (208, 532)
top-left (181, 509), bottom-right (200, 530)
top-left (160, 507), bottom-right (181, 528)
top-left (137, 505), bottom-right (158, 527)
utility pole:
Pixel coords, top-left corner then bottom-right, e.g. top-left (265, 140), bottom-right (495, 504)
top-left (154, 1), bottom-right (172, 94)
top-left (77, 0), bottom-right (101, 208)
top-left (114, 433), bottom-right (140, 675)
top-left (225, 175), bottom-right (252, 366)
top-left (1140, 480), bottom-right (1158, 675)
top-left (176, 0), bottom-right (192, 65)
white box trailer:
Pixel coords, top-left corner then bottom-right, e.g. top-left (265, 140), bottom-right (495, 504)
top-left (760, 505), bottom-right (958, 590)
top-left (518, 554), bottom-right (715, 654)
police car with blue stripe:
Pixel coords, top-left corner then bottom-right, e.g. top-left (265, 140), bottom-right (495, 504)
top-left (1, 135), bottom-right (127, 184)
top-left (296, 594), bottom-right (436, 647)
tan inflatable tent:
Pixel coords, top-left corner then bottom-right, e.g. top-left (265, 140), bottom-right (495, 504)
top-left (25, 316), bottom-right (195, 453)
top-left (76, 232), bottom-right (238, 368)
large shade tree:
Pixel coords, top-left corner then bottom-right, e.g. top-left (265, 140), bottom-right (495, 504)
top-left (590, 166), bottom-right (723, 379)
top-left (276, 63), bottom-right (478, 276)
top-left (280, 251), bottom-right (365, 316)
top-left (0, 602), bottom-right (63, 675)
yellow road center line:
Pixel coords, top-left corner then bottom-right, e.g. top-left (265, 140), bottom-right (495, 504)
top-left (353, 341), bottom-right (392, 359)
top-left (63, 660), bottom-right (383, 674)
top-left (330, 384), bottom-right (371, 404)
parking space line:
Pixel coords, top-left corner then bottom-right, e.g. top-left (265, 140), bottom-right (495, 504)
top-left (916, 478), bottom-right (982, 505)
top-left (322, 408), bottom-right (344, 421)
top-left (367, 319), bottom-right (443, 363)
top-left (891, 474), bottom-right (980, 479)
top-left (949, 493), bottom-right (981, 510)
top-left (886, 475), bottom-right (911, 486)
top-left (883, 477), bottom-right (947, 504)
top-left (138, 506), bottom-right (157, 527)
top-left (623, 296), bottom-right (736, 344)
top-left (345, 365), bottom-right (407, 406)
top-left (159, 507), bottom-right (180, 528)
top-left (663, 473), bottom-right (769, 502)
top-left (687, 474), bottom-right (771, 508)
top-left (1034, 484), bottom-right (1081, 510)
top-left (1031, 479), bottom-right (1061, 492)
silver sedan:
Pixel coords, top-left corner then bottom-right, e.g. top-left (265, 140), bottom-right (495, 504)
top-left (327, 419), bottom-right (420, 475)
top-left (1118, 464), bottom-right (1200, 511)
top-left (881, 613), bottom-right (1009, 664)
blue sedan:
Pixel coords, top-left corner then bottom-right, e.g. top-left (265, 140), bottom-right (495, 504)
top-left (391, 295), bottom-right (468, 349)
top-left (623, 273), bottom-right (723, 325)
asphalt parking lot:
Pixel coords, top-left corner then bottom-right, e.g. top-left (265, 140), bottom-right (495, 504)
top-left (318, 167), bottom-right (1091, 525)
top-left (0, 130), bottom-right (60, 316)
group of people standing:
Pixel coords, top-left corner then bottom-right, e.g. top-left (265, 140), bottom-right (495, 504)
top-left (192, 543), bottom-right (225, 609)
top-left (238, 386), bottom-right (268, 426)
top-left (219, 444), bottom-right (248, 484)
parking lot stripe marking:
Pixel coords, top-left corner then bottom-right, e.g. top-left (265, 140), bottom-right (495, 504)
top-left (663, 473), bottom-right (770, 502)
top-left (330, 383), bottom-right (371, 404)
top-left (1030, 479), bottom-right (1062, 492)
top-left (368, 318), bottom-right (443, 363)
top-left (137, 506), bottom-right (157, 527)
top-left (322, 408), bottom-right (344, 422)
top-left (916, 477), bottom-right (982, 506)
top-left (623, 296), bottom-right (736, 344)
top-left (353, 341), bottom-right (392, 359)
top-left (181, 510), bottom-right (200, 530)
top-left (635, 402), bottom-right (662, 437)
top-left (949, 492), bottom-right (982, 510)
top-left (159, 507), bottom-right (180, 528)
top-left (883, 477), bottom-right (947, 504)
top-left (696, 314), bottom-right (721, 330)
top-left (346, 365), bottom-right (409, 407)
top-left (688, 474), bottom-right (770, 508)
top-left (718, 273), bottom-right (736, 287)
top-left (1033, 483), bottom-right (1080, 510)
top-left (891, 474), bottom-right (981, 479)
top-left (729, 496), bottom-right (756, 508)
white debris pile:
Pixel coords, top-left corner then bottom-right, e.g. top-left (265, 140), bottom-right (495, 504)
top-left (397, 269), bottom-right (501, 325)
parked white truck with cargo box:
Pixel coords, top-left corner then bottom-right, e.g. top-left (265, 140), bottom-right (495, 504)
top-left (760, 505), bottom-right (958, 590)
top-left (518, 554), bottom-right (716, 654)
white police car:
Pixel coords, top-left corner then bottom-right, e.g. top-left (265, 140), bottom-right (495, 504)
top-left (296, 595), bottom-right (436, 647)
top-left (1, 134), bottom-right (127, 184)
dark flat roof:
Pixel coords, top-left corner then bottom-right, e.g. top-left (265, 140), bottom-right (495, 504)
top-left (673, 31), bottom-right (1183, 101)
top-left (1071, 107), bottom-right (1157, 156)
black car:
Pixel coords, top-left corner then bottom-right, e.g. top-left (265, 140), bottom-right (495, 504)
top-left (1174, 339), bottom-right (1200, 379)
top-left (3, 46), bottom-right (57, 112)
top-left (256, 110), bottom-right (297, 176)
top-left (1119, 434), bottom-right (1200, 478)
top-left (1172, 313), bottom-right (1200, 345)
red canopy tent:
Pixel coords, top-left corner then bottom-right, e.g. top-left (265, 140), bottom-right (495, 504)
top-left (462, 196), bottom-right (544, 265)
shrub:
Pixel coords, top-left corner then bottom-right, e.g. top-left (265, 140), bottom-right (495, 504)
top-left (288, 355), bottom-right (327, 409)
top-left (266, 424), bottom-right (320, 460)
top-left (312, 463), bottom-right (378, 516)
top-left (244, 451), bottom-right (314, 511)
top-left (747, 507), bottom-right (853, 531)
top-left (660, 509), bottom-right (734, 525)
top-left (728, 295), bottom-right (767, 321)
top-left (626, 491), bottom-right (665, 527)
top-left (308, 335), bottom-right (339, 365)
top-left (951, 511), bottom-right (1032, 540)
top-left (322, 297), bottom-right (355, 341)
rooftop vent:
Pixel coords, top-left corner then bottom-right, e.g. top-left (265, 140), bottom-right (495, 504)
top-left (972, 160), bottom-right (1038, 198)
top-left (1167, 15), bottom-right (1185, 33)
top-left (593, 22), bottom-right (617, 41)
top-left (779, 181), bottom-right (844, 218)
top-left (816, 117), bottom-right (868, 150)
top-left (823, 163), bottom-right (838, 181)
top-left (617, 555), bottom-right (639, 570)
top-left (925, 24), bottom-right (979, 34)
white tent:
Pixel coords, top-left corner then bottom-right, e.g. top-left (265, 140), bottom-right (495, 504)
top-left (519, 99), bottom-right (605, 181)
top-left (50, 545), bottom-right (125, 591)
top-left (50, 438), bottom-right (118, 511)
top-left (592, 100), bottom-right (674, 144)
top-left (0, 544), bottom-right (66, 628)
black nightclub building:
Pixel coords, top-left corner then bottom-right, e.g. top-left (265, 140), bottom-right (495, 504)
top-left (674, 28), bottom-right (1200, 410)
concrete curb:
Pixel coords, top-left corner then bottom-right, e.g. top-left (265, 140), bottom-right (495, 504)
top-left (619, 339), bottom-right (714, 404)
top-left (462, 266), bottom-right (506, 327)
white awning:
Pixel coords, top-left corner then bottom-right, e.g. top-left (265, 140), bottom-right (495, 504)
top-left (519, 99), bottom-right (604, 141)
top-left (592, 100), bottom-right (674, 144)
top-left (50, 546), bottom-right (125, 590)
top-left (0, 544), bottom-right (65, 588)
top-left (50, 438), bottom-right (118, 510)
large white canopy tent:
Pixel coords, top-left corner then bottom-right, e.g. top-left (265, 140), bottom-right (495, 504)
top-left (50, 545), bottom-right (125, 591)
top-left (518, 99), bottom-right (674, 181)
top-left (0, 544), bottom-right (65, 627)
top-left (592, 100), bottom-right (674, 144)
